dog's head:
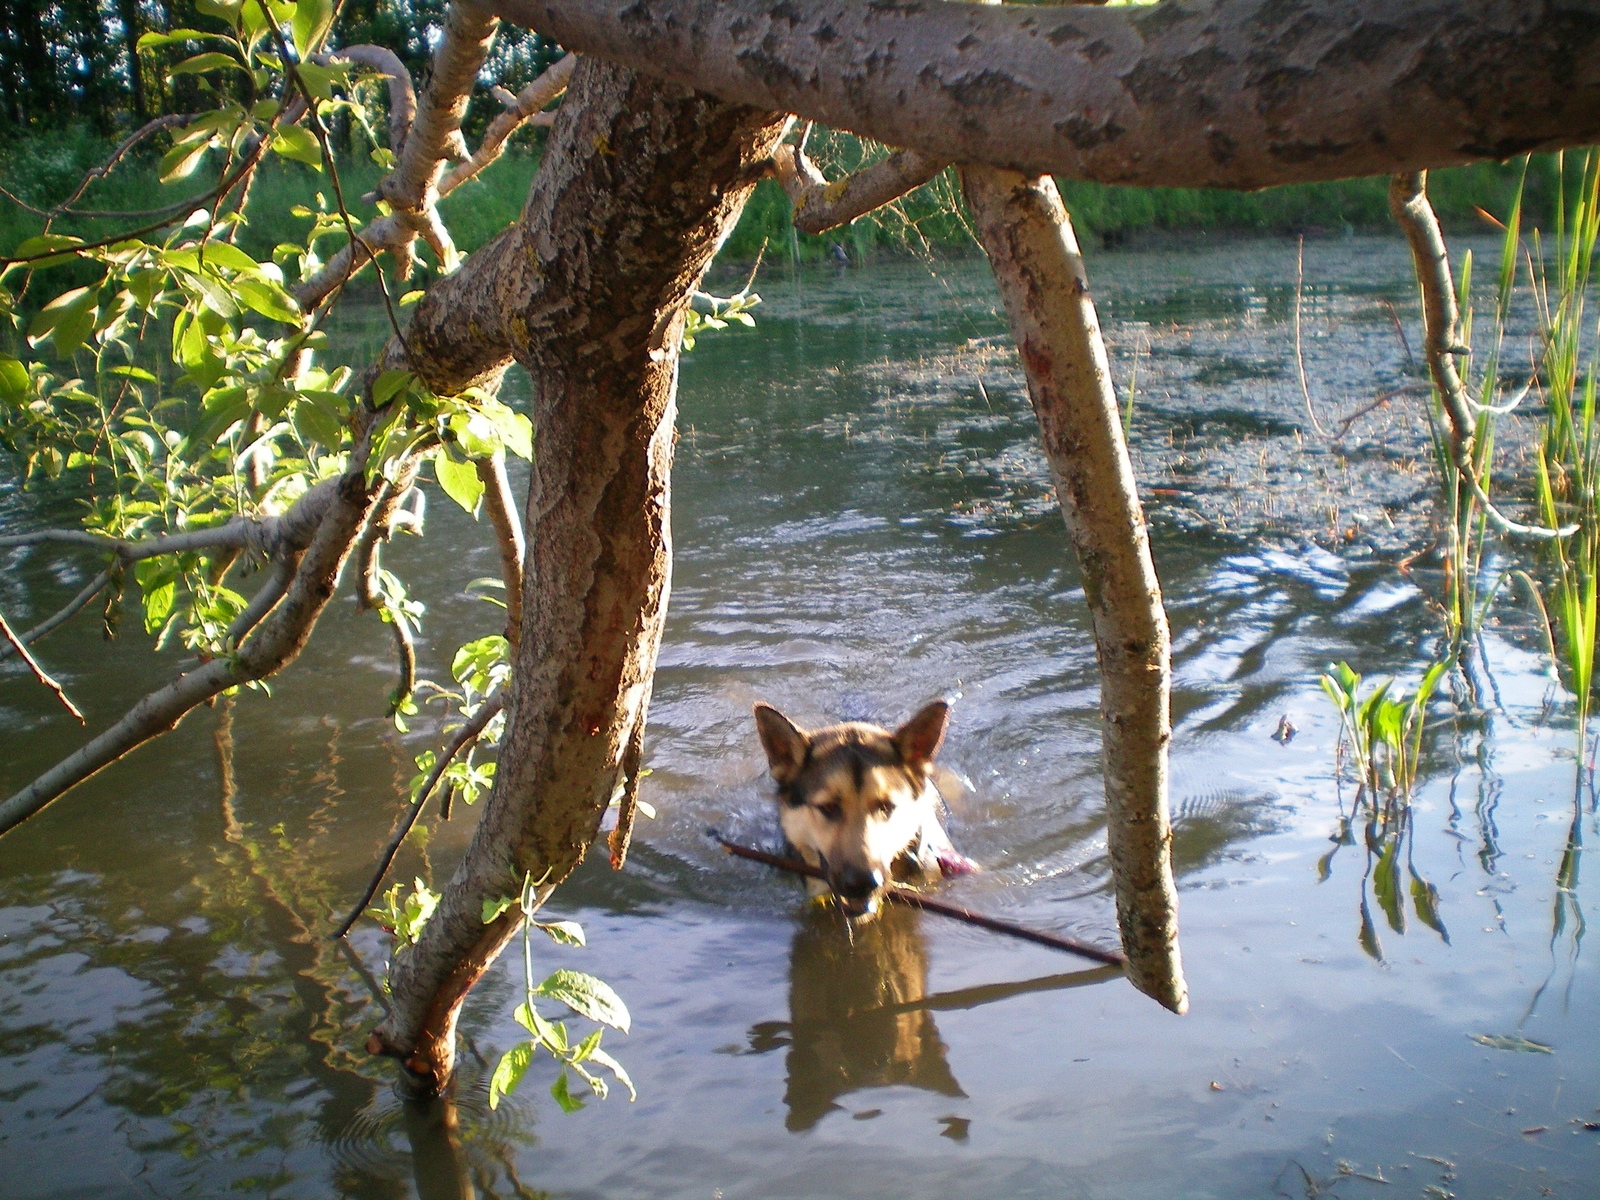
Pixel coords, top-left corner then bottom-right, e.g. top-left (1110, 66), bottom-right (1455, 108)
top-left (754, 700), bottom-right (949, 917)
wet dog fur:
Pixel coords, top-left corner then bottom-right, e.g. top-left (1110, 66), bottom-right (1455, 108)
top-left (753, 700), bottom-right (970, 916)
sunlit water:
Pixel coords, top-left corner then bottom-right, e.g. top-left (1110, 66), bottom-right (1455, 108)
top-left (2, 236), bottom-right (1597, 1199)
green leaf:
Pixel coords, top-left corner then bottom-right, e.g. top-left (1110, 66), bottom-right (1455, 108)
top-left (536, 920), bottom-right (586, 947)
top-left (292, 393), bottom-right (346, 451)
top-left (372, 369), bottom-right (414, 409)
top-left (482, 895), bottom-right (515, 924)
top-left (160, 139), bottom-right (213, 183)
top-left (586, 1046), bottom-right (636, 1100)
top-left (294, 61), bottom-right (346, 101)
top-left (292, 0), bottom-right (335, 57)
top-left (142, 580), bottom-right (176, 634)
top-left (168, 51), bottom-right (246, 77)
top-left (549, 1071), bottom-right (585, 1113)
top-left (0, 356), bottom-right (29, 403)
top-left (194, 241), bottom-right (263, 275)
top-left (138, 28), bottom-right (225, 50)
top-left (234, 277), bottom-right (301, 323)
top-left (434, 452), bottom-right (484, 514)
top-left (271, 126), bottom-right (323, 169)
top-left (488, 1042), bottom-right (534, 1110)
top-left (535, 969), bottom-right (631, 1032)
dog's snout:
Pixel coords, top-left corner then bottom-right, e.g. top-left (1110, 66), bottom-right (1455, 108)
top-left (832, 864), bottom-right (884, 902)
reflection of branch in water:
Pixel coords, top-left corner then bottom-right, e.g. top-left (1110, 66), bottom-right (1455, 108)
top-left (1521, 773), bottom-right (1588, 1026)
top-left (867, 964), bottom-right (1123, 1018)
top-left (402, 1093), bottom-right (477, 1200)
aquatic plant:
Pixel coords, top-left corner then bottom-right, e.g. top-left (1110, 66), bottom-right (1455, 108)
top-left (1320, 660), bottom-right (1447, 802)
top-left (483, 871), bottom-right (635, 1112)
top-left (1528, 151), bottom-right (1600, 741)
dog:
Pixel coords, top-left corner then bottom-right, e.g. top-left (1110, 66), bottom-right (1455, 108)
top-left (753, 699), bottom-right (976, 917)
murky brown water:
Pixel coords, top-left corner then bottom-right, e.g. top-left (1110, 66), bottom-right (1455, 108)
top-left (3, 237), bottom-right (1597, 1198)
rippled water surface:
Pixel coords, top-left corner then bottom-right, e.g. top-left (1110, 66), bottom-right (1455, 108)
top-left (3, 237), bottom-right (1598, 1199)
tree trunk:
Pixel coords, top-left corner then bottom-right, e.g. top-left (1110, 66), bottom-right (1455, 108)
top-left (962, 166), bottom-right (1187, 1015)
top-left (370, 60), bottom-right (787, 1091)
top-left (483, 0), bottom-right (1600, 189)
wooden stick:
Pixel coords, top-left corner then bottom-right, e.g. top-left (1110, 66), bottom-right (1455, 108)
top-left (708, 830), bottom-right (1126, 967)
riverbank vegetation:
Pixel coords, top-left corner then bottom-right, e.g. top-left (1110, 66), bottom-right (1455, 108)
top-left (0, 119), bottom-right (1563, 276)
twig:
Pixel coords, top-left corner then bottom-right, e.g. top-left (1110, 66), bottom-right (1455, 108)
top-left (1389, 171), bottom-right (1575, 543)
top-left (332, 692), bottom-right (506, 939)
top-left (225, 559), bottom-right (296, 646)
top-left (1293, 236), bottom-right (1330, 437)
top-left (475, 452), bottom-right (524, 644)
top-left (708, 831), bottom-right (1126, 966)
top-left (0, 569), bottom-right (113, 663)
top-left (771, 138), bottom-right (948, 236)
top-left (0, 609), bottom-right (85, 723)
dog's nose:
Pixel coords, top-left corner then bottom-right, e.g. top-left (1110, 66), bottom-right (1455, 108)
top-left (832, 865), bottom-right (884, 902)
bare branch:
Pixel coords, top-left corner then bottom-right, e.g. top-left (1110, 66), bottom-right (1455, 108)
top-left (771, 140), bottom-right (947, 236)
top-left (0, 608), bottom-right (85, 723)
top-left (0, 569), bottom-right (113, 663)
top-left (332, 692), bottom-right (506, 940)
top-left (607, 703), bottom-right (649, 870)
top-left (483, 0), bottom-right (1600, 190)
top-left (439, 54), bottom-right (576, 200)
top-left (475, 452), bottom-right (525, 645)
top-left (1389, 171), bottom-right (1575, 543)
top-left (318, 45), bottom-right (418, 152)
top-left (381, 3), bottom-right (501, 213)
top-left (356, 459), bottom-right (424, 706)
top-left (225, 559), bottom-right (296, 646)
top-left (0, 478), bottom-right (350, 566)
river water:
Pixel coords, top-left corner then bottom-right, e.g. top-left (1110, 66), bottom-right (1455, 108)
top-left (2, 236), bottom-right (1597, 1199)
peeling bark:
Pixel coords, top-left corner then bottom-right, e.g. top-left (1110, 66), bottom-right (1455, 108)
top-left (371, 60), bottom-right (787, 1090)
top-left (963, 166), bottom-right (1186, 1014)
top-left (485, 0), bottom-right (1600, 189)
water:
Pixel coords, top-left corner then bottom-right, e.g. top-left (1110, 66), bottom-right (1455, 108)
top-left (3, 236), bottom-right (1598, 1199)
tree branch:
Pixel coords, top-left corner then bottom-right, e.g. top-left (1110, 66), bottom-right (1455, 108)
top-left (439, 53), bottom-right (576, 201)
top-left (771, 140), bottom-right (948, 236)
top-left (1389, 171), bottom-right (1575, 543)
top-left (962, 163), bottom-right (1186, 1014)
top-left (0, 608), bottom-right (85, 723)
top-left (381, 2), bottom-right (501, 213)
top-left (475, 452), bottom-right (525, 645)
top-left (483, 0), bottom-right (1600, 189)
top-left (0, 569), bottom-right (113, 663)
top-left (318, 46), bottom-right (418, 153)
top-left (333, 692), bottom-right (506, 940)
top-left (0, 450), bottom-right (379, 837)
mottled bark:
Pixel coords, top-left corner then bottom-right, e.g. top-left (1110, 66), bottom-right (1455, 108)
top-left (486, 0), bottom-right (1600, 189)
top-left (963, 166), bottom-right (1186, 1014)
top-left (370, 60), bottom-right (788, 1090)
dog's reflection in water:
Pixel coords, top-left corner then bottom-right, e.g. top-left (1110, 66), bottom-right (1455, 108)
top-left (747, 902), bottom-right (964, 1131)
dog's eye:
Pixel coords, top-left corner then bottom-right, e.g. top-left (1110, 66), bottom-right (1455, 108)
top-left (815, 800), bottom-right (843, 822)
top-left (873, 800), bottom-right (896, 817)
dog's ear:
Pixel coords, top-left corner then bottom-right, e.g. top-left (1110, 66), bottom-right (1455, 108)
top-left (754, 703), bottom-right (809, 784)
top-left (894, 700), bottom-right (950, 773)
